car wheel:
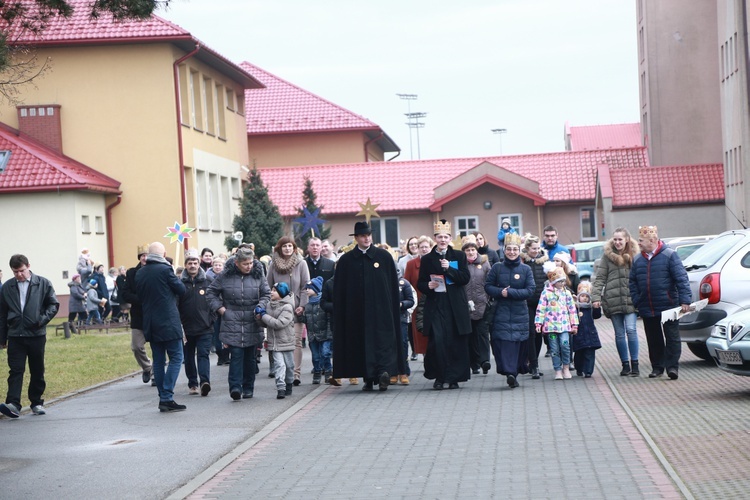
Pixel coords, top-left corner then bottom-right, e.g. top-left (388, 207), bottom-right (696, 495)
top-left (687, 342), bottom-right (712, 361)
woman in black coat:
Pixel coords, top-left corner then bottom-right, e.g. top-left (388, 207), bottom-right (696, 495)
top-left (417, 220), bottom-right (472, 390)
top-left (485, 233), bottom-right (535, 389)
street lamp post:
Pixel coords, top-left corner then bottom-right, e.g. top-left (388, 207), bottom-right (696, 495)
top-left (491, 128), bottom-right (507, 155)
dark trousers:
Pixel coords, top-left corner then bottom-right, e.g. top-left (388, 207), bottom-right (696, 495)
top-left (183, 333), bottom-right (212, 388)
top-left (468, 318), bottom-right (490, 370)
top-left (573, 348), bottom-right (596, 375)
top-left (642, 316), bottom-right (681, 372)
top-left (527, 304), bottom-right (544, 369)
top-left (5, 336), bottom-right (46, 407)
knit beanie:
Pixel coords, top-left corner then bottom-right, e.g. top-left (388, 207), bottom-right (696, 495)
top-left (305, 276), bottom-right (324, 294)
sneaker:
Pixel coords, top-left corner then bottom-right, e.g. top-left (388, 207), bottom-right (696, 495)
top-left (230, 390), bottom-right (241, 401)
top-left (481, 361), bottom-right (491, 374)
top-left (242, 391), bottom-right (254, 399)
top-left (142, 371), bottom-right (151, 383)
top-left (158, 401), bottom-right (186, 412)
top-left (277, 390), bottom-right (286, 399)
top-left (200, 382), bottom-right (211, 396)
top-left (390, 375), bottom-right (398, 384)
top-left (188, 386), bottom-right (200, 395)
top-left (0, 402), bottom-right (20, 418)
top-left (31, 405), bottom-right (46, 415)
top-left (293, 379), bottom-right (301, 386)
top-left (267, 372), bottom-right (275, 378)
top-left (312, 372), bottom-right (322, 384)
top-left (410, 353), bottom-right (418, 361)
top-left (554, 370), bottom-right (563, 380)
top-left (667, 368), bottom-right (679, 380)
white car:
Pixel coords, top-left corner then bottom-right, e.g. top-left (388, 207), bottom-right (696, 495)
top-left (707, 309), bottom-right (750, 376)
top-left (678, 229), bottom-right (750, 360)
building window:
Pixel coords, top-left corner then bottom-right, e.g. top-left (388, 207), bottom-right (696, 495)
top-left (371, 218), bottom-right (399, 247)
top-left (190, 70), bottom-right (203, 131)
top-left (498, 213), bottom-right (522, 235)
top-left (580, 206), bottom-right (597, 240)
top-left (215, 83), bottom-right (226, 139)
top-left (226, 88), bottom-right (235, 111)
top-left (196, 170), bottom-right (208, 229)
top-left (203, 76), bottom-right (215, 135)
top-left (95, 216), bottom-right (104, 234)
top-left (0, 150), bottom-right (10, 172)
top-left (221, 176), bottom-right (232, 230)
top-left (46, 107), bottom-right (54, 116)
top-left (454, 216), bottom-right (478, 239)
top-left (81, 215), bottom-right (90, 234)
top-left (236, 92), bottom-right (245, 116)
top-left (209, 173), bottom-right (220, 229)
top-left (178, 64), bottom-right (190, 125)
top-left (231, 177), bottom-right (240, 199)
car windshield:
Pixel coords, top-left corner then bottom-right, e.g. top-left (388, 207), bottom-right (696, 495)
top-left (682, 233), bottom-right (746, 268)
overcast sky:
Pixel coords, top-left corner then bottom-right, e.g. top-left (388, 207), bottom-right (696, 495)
top-left (159, 0), bottom-right (639, 161)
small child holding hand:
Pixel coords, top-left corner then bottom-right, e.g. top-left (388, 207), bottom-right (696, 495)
top-left (257, 282), bottom-right (296, 399)
top-left (535, 263), bottom-right (578, 380)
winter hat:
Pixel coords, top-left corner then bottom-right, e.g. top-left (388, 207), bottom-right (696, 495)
top-left (305, 276), bottom-right (324, 294)
top-left (184, 248), bottom-right (200, 262)
top-left (72, 274), bottom-right (81, 280)
top-left (273, 282), bottom-right (290, 299)
top-left (89, 279), bottom-right (98, 286)
top-left (577, 281), bottom-right (592, 296)
top-left (501, 218), bottom-right (511, 227)
top-left (547, 267), bottom-right (566, 284)
top-left (554, 252), bottom-right (571, 264)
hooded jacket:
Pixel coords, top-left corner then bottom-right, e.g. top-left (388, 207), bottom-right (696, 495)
top-left (485, 257), bottom-right (535, 341)
top-left (208, 258), bottom-right (270, 348)
top-left (68, 280), bottom-right (87, 314)
top-left (261, 293), bottom-right (295, 351)
top-left (591, 239), bottom-right (637, 317)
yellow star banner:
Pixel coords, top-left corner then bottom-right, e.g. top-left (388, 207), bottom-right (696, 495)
top-left (356, 197), bottom-right (380, 224)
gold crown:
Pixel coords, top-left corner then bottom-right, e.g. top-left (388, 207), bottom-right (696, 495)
top-left (638, 225), bottom-right (658, 239)
top-left (433, 219), bottom-right (451, 235)
top-left (547, 267), bottom-right (566, 283)
top-left (504, 233), bottom-right (522, 247)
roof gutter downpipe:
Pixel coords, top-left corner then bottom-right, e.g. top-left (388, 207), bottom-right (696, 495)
top-left (106, 195), bottom-right (122, 266)
top-left (173, 43), bottom-right (201, 250)
top-left (363, 132), bottom-right (384, 162)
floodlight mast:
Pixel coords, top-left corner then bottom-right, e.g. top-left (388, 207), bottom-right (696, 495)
top-left (491, 128), bottom-right (507, 155)
top-left (397, 93), bottom-right (418, 159)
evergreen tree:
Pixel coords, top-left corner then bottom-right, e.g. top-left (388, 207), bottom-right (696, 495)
top-left (293, 176), bottom-right (331, 249)
top-left (225, 167), bottom-right (283, 256)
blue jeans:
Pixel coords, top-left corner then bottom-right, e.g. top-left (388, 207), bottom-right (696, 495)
top-left (86, 309), bottom-right (102, 325)
top-left (151, 339), bottom-right (184, 403)
top-left (548, 331), bottom-right (571, 371)
top-left (610, 313), bottom-right (639, 362)
top-left (183, 333), bottom-right (212, 388)
top-left (309, 339), bottom-right (332, 373)
top-left (228, 345), bottom-right (257, 395)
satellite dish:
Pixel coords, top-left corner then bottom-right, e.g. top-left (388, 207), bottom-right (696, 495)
top-left (233, 231), bottom-right (243, 242)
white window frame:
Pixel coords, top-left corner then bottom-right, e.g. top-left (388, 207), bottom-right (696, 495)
top-left (580, 206), bottom-right (597, 241)
top-left (497, 213), bottom-right (523, 236)
top-left (94, 216), bottom-right (104, 234)
top-left (371, 217), bottom-right (400, 247)
top-left (81, 215), bottom-right (90, 234)
top-left (454, 215), bottom-right (479, 239)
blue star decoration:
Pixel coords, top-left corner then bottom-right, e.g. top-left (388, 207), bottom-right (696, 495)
top-left (294, 207), bottom-right (327, 238)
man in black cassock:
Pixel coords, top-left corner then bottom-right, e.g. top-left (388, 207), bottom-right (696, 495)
top-left (333, 222), bottom-right (404, 391)
top-left (418, 219), bottom-right (472, 390)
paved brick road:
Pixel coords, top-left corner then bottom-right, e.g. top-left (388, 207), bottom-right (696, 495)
top-left (171, 316), bottom-right (750, 499)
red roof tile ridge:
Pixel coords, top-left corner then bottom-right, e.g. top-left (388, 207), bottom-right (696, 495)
top-left (241, 60), bottom-right (379, 131)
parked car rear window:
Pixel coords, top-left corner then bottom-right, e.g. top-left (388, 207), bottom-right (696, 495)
top-left (740, 252), bottom-right (750, 268)
top-left (576, 245), bottom-right (604, 263)
top-left (682, 233), bottom-right (747, 268)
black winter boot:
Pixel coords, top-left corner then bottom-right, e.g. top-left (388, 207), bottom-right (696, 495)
top-left (620, 361), bottom-right (631, 376)
top-left (630, 360), bottom-right (640, 377)
top-left (312, 372), bottom-right (322, 384)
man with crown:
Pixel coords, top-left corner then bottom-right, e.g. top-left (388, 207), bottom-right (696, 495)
top-left (629, 225), bottom-right (691, 380)
top-left (417, 219), bottom-right (472, 390)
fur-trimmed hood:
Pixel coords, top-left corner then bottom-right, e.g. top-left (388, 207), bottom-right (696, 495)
top-left (603, 239), bottom-right (639, 268)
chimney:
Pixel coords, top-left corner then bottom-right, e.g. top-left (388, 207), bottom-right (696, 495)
top-left (17, 104), bottom-right (63, 153)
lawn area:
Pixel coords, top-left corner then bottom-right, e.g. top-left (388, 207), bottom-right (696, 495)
top-left (0, 323), bottom-right (138, 406)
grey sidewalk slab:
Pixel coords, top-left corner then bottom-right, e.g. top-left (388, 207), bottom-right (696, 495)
top-left (183, 338), bottom-right (682, 500)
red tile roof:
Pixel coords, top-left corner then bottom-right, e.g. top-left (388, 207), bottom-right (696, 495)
top-left (567, 122), bottom-right (641, 151)
top-left (260, 147), bottom-right (649, 217)
top-left (4, 1), bottom-right (261, 89)
top-left (606, 164), bottom-right (724, 207)
top-left (241, 62), bottom-right (398, 151)
top-left (0, 123), bottom-right (121, 194)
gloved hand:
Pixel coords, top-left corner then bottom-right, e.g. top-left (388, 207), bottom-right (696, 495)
top-left (254, 305), bottom-right (266, 317)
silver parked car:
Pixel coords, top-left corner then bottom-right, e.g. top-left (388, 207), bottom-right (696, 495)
top-left (707, 309), bottom-right (750, 376)
top-left (678, 229), bottom-right (750, 360)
